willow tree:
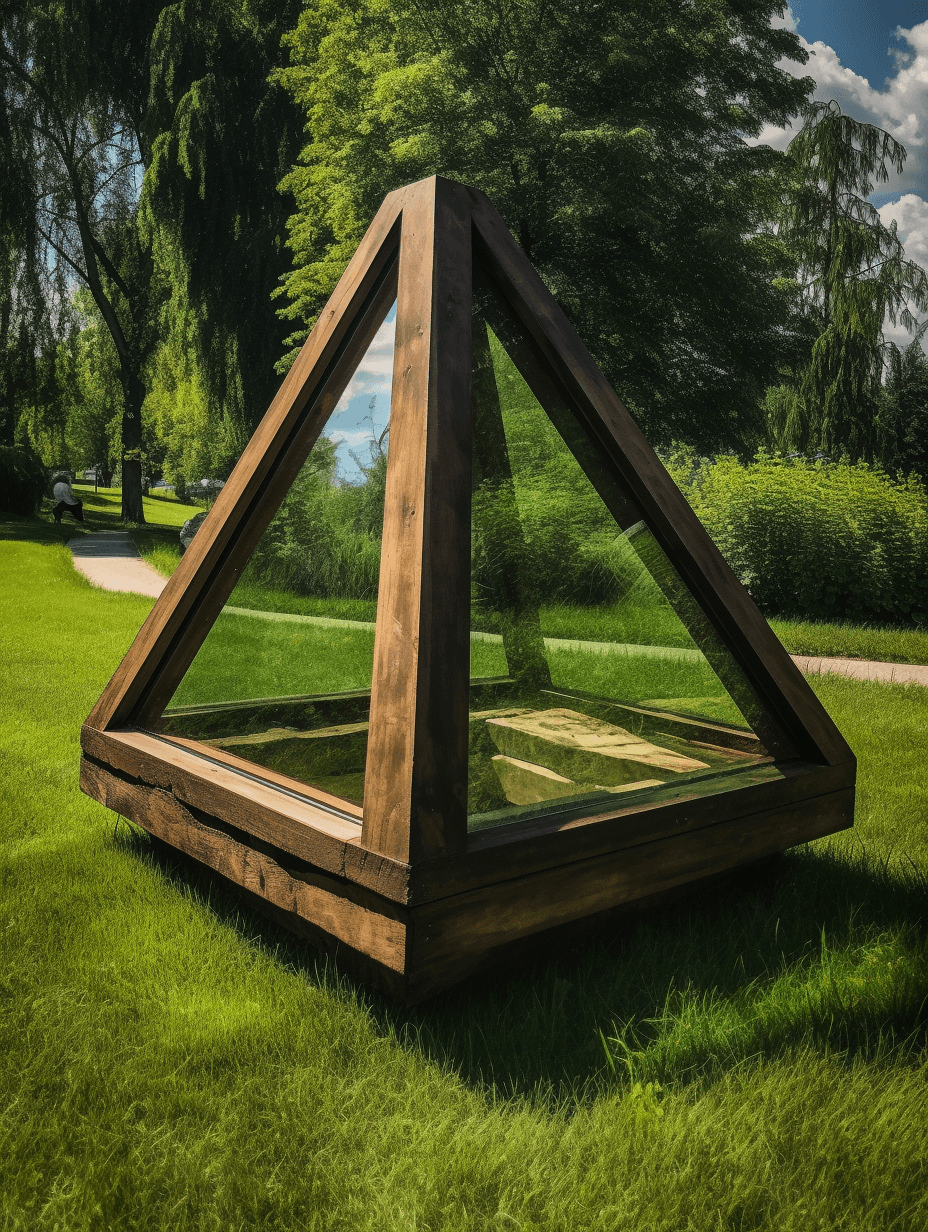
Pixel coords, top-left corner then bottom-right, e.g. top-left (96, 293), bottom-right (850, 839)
top-left (0, 3), bottom-right (161, 520)
top-left (141, 0), bottom-right (304, 445)
top-left (777, 101), bottom-right (928, 461)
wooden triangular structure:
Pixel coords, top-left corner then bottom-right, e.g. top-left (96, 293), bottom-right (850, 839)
top-left (81, 176), bottom-right (855, 1001)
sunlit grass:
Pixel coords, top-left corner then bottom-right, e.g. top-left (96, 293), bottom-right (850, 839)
top-left (772, 616), bottom-right (928, 666)
top-left (5, 525), bottom-right (928, 1229)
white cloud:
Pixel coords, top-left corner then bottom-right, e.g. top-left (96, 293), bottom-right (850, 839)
top-left (752, 19), bottom-right (928, 196)
top-left (334, 312), bottom-right (396, 413)
top-left (880, 193), bottom-right (928, 268)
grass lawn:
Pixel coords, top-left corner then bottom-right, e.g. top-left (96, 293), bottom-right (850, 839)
top-left (2, 486), bottom-right (204, 564)
top-left (3, 523), bottom-right (928, 1229)
top-left (142, 543), bottom-right (928, 667)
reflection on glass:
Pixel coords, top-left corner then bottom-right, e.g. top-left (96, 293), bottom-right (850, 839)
top-left (467, 268), bottom-right (790, 831)
top-left (147, 303), bottom-right (398, 813)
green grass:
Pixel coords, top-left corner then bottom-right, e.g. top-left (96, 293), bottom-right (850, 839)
top-left (3, 521), bottom-right (928, 1228)
top-left (771, 616), bottom-right (928, 666)
top-left (142, 544), bottom-right (928, 671)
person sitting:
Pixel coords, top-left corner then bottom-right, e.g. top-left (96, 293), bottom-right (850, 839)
top-left (52, 475), bottom-right (84, 524)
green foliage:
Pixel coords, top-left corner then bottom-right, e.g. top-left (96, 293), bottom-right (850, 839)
top-left (774, 102), bottom-right (928, 461)
top-left (276, 0), bottom-right (812, 452)
top-left (141, 0), bottom-right (305, 434)
top-left (878, 340), bottom-right (928, 479)
top-left (0, 444), bottom-right (46, 514)
top-left (674, 451), bottom-right (928, 622)
top-left (243, 440), bottom-right (383, 600)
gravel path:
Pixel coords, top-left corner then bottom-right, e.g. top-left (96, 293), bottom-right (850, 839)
top-left (68, 531), bottom-right (928, 685)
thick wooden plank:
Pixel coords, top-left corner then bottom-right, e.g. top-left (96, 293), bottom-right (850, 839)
top-left (542, 689), bottom-right (762, 754)
top-left (81, 759), bottom-right (409, 974)
top-left (167, 736), bottom-right (364, 820)
top-left (362, 177), bottom-right (474, 862)
top-left (80, 727), bottom-right (411, 902)
top-left (410, 758), bottom-right (855, 903)
top-left (86, 185), bottom-right (408, 734)
top-left (408, 786), bottom-right (854, 988)
top-left (466, 184), bottom-right (854, 770)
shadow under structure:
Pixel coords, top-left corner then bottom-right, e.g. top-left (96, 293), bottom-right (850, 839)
top-left (79, 176), bottom-right (856, 1002)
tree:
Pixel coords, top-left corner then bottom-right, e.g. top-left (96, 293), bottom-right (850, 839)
top-left (275, 0), bottom-right (813, 452)
top-left (878, 340), bottom-right (928, 479)
top-left (775, 101), bottom-right (928, 461)
top-left (141, 0), bottom-right (304, 442)
top-left (0, 2), bottom-right (161, 520)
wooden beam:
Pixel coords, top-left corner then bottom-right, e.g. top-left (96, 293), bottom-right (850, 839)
top-left (86, 185), bottom-right (408, 733)
top-left (362, 177), bottom-right (474, 862)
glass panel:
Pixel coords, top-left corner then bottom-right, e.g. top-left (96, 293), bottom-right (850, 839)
top-left (467, 268), bottom-right (791, 832)
top-left (147, 302), bottom-right (398, 813)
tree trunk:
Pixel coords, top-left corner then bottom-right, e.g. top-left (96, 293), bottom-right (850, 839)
top-left (119, 366), bottom-right (146, 523)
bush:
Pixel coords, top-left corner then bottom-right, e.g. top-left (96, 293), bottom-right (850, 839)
top-left (673, 452), bottom-right (928, 623)
top-left (0, 447), bottom-right (48, 516)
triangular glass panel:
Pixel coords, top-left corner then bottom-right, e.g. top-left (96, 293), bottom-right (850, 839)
top-left (147, 302), bottom-right (398, 815)
top-left (465, 263), bottom-right (795, 831)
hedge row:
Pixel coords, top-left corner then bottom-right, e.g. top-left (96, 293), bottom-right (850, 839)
top-left (670, 452), bottom-right (928, 624)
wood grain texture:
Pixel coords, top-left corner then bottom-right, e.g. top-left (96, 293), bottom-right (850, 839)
top-left (362, 177), bottom-right (474, 862)
top-left (80, 727), bottom-right (411, 901)
top-left (86, 186), bottom-right (407, 734)
top-left (412, 758), bottom-right (854, 903)
top-left (81, 758), bottom-right (409, 973)
top-left (465, 184), bottom-right (854, 770)
top-left (408, 787), bottom-right (854, 990)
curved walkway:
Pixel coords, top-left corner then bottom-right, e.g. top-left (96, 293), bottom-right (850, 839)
top-left (67, 531), bottom-right (928, 686)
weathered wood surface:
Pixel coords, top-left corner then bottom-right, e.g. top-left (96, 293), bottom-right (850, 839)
top-left (491, 754), bottom-right (662, 806)
top-left (413, 758), bottom-right (855, 903)
top-left (80, 751), bottom-right (852, 1003)
top-left (541, 690), bottom-right (762, 754)
top-left (407, 786), bottom-right (854, 994)
top-left (80, 727), bottom-right (412, 901)
top-left (81, 758), bottom-right (409, 974)
top-left (362, 177), bottom-right (474, 862)
top-left (486, 707), bottom-right (711, 784)
top-left (166, 735), bottom-right (364, 820)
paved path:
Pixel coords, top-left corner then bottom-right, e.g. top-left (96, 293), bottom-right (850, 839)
top-left (790, 654), bottom-right (928, 687)
top-left (67, 532), bottom-right (928, 685)
top-left (69, 532), bottom-right (167, 599)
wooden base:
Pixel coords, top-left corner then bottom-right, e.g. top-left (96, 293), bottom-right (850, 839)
top-left (80, 735), bottom-right (854, 1003)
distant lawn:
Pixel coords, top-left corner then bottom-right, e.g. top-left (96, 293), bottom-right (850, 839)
top-left (141, 541), bottom-right (928, 672)
top-left (3, 531), bottom-right (928, 1229)
top-left (771, 616), bottom-right (928, 666)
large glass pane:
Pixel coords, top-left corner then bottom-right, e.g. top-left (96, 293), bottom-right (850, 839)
top-left (467, 269), bottom-right (792, 831)
top-left (147, 303), bottom-right (398, 814)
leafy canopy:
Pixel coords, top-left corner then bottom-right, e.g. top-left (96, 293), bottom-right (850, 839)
top-left (276, 0), bottom-right (813, 452)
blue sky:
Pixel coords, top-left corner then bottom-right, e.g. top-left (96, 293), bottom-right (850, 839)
top-left (321, 302), bottom-right (395, 483)
top-left (760, 3), bottom-right (928, 343)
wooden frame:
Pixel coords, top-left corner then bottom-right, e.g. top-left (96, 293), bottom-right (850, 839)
top-left (80, 176), bottom-right (855, 1002)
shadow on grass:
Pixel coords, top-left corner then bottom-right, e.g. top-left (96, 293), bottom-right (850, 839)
top-left (0, 508), bottom-right (185, 552)
top-left (114, 824), bottom-right (928, 1106)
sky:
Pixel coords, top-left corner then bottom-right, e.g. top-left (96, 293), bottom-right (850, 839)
top-left (322, 303), bottom-right (395, 483)
top-left (760, 2), bottom-right (928, 344)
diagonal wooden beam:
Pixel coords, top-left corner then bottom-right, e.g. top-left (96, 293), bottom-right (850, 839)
top-left (86, 184), bottom-right (411, 733)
